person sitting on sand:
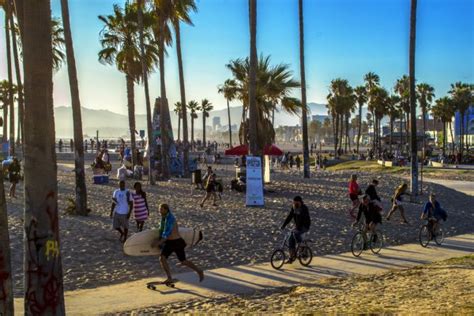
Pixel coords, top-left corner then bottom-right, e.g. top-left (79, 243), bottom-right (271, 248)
top-left (200, 174), bottom-right (218, 208)
top-left (152, 203), bottom-right (204, 284)
top-left (386, 183), bottom-right (410, 224)
top-left (281, 196), bottom-right (311, 264)
top-left (110, 181), bottom-right (133, 242)
top-left (353, 195), bottom-right (382, 240)
top-left (132, 182), bottom-right (149, 232)
top-left (421, 193), bottom-right (447, 234)
top-left (348, 174), bottom-right (362, 219)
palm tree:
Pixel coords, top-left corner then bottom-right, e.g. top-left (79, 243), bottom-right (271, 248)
top-left (417, 82), bottom-right (435, 169)
top-left (409, 0), bottom-right (418, 195)
top-left (248, 0), bottom-right (258, 155)
top-left (298, 0), bottom-right (310, 178)
top-left (22, 0), bottom-right (65, 312)
top-left (187, 100), bottom-right (199, 145)
top-left (200, 99), bottom-right (213, 145)
top-left (171, 0), bottom-right (196, 178)
top-left (60, 0), bottom-right (88, 216)
top-left (218, 79), bottom-right (237, 146)
top-left (0, 80), bottom-right (16, 143)
top-left (173, 101), bottom-right (182, 140)
top-left (449, 82), bottom-right (474, 159)
top-left (387, 95), bottom-right (401, 155)
top-left (225, 56), bottom-right (300, 146)
top-left (98, 3), bottom-right (159, 168)
top-left (137, 0), bottom-right (156, 185)
top-left (432, 97), bottom-right (454, 156)
top-left (364, 72), bottom-right (380, 154)
top-left (395, 75), bottom-right (410, 152)
top-left (3, 0), bottom-right (15, 154)
top-left (354, 85), bottom-right (367, 153)
top-left (51, 17), bottom-right (66, 71)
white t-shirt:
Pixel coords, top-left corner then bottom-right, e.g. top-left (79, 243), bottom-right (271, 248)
top-left (117, 165), bottom-right (127, 181)
top-left (113, 189), bottom-right (132, 215)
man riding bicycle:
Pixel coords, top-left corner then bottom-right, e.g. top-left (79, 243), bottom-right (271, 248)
top-left (421, 193), bottom-right (447, 235)
top-left (353, 194), bottom-right (382, 240)
top-left (365, 179), bottom-right (382, 211)
top-left (281, 196), bottom-right (311, 264)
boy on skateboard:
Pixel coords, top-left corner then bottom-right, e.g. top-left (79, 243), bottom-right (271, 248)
top-left (153, 204), bottom-right (204, 284)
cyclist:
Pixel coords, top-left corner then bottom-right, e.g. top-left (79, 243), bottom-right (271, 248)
top-left (280, 196), bottom-right (311, 263)
top-left (352, 194), bottom-right (382, 242)
top-left (365, 179), bottom-right (382, 211)
top-left (421, 193), bottom-right (447, 236)
top-left (348, 174), bottom-right (362, 219)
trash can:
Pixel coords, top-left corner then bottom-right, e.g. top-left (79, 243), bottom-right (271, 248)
top-left (192, 169), bottom-right (202, 184)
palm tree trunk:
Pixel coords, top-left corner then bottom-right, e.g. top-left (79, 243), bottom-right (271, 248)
top-left (10, 6), bottom-right (24, 145)
top-left (3, 100), bottom-right (8, 143)
top-left (298, 0), bottom-right (310, 178)
top-left (137, 0), bottom-right (155, 184)
top-left (248, 0), bottom-right (259, 156)
top-left (126, 74), bottom-right (137, 168)
top-left (339, 114), bottom-right (344, 152)
top-left (409, 0), bottom-right (418, 196)
top-left (174, 21), bottom-right (190, 177)
top-left (442, 120), bottom-right (446, 156)
top-left (449, 121), bottom-right (454, 155)
top-left (159, 34), bottom-right (170, 179)
top-left (0, 174), bottom-right (13, 316)
top-left (5, 1), bottom-right (15, 155)
top-left (22, 0), bottom-right (65, 312)
top-left (191, 116), bottom-right (194, 143)
top-left (60, 0), bottom-right (88, 215)
top-left (399, 116), bottom-right (403, 153)
top-left (227, 99), bottom-right (232, 146)
top-left (334, 113), bottom-right (339, 156)
top-left (390, 117), bottom-right (394, 154)
top-left (177, 114), bottom-right (181, 141)
top-left (202, 113), bottom-right (206, 145)
top-left (357, 102), bottom-right (362, 153)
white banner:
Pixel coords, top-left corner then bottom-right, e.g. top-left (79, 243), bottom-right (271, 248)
top-left (246, 156), bottom-right (264, 206)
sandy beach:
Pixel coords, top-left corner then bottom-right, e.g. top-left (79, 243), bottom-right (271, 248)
top-left (6, 161), bottom-right (474, 297)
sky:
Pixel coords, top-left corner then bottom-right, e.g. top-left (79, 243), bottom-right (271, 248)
top-left (0, 0), bottom-right (473, 117)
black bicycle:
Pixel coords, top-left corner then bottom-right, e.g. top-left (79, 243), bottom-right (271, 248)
top-left (351, 224), bottom-right (384, 257)
top-left (271, 230), bottom-right (313, 270)
top-left (419, 218), bottom-right (444, 247)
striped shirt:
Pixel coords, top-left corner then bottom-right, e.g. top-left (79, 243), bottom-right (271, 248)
top-left (132, 193), bottom-right (148, 221)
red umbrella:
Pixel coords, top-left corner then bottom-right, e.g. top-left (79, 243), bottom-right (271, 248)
top-left (224, 144), bottom-right (283, 156)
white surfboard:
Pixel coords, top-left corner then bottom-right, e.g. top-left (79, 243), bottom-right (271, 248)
top-left (123, 227), bottom-right (203, 256)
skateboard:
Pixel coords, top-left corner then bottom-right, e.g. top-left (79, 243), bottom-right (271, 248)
top-left (146, 279), bottom-right (179, 290)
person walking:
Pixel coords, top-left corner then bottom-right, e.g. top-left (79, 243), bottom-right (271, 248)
top-left (8, 158), bottom-right (21, 198)
top-left (200, 174), bottom-right (218, 208)
top-left (386, 183), bottom-right (410, 224)
top-left (132, 182), bottom-right (149, 232)
top-left (110, 181), bottom-right (133, 242)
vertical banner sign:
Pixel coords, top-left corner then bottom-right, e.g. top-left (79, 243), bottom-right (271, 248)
top-left (246, 156), bottom-right (264, 206)
top-left (264, 155), bottom-right (271, 184)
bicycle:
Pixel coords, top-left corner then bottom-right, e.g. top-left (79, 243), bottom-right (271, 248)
top-left (270, 230), bottom-right (313, 270)
top-left (419, 218), bottom-right (444, 247)
top-left (351, 223), bottom-right (384, 257)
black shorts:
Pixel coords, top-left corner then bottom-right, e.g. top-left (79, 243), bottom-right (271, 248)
top-left (161, 238), bottom-right (187, 262)
top-left (366, 211), bottom-right (382, 225)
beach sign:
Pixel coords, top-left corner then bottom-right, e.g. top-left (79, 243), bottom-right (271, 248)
top-left (246, 156), bottom-right (264, 207)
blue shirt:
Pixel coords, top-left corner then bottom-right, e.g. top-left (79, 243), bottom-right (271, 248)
top-left (423, 201), bottom-right (442, 217)
top-left (159, 211), bottom-right (176, 239)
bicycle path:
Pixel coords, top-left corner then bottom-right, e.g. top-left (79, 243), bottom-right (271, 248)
top-left (13, 233), bottom-right (474, 315)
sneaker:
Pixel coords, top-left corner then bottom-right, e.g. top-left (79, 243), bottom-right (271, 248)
top-left (285, 257), bottom-right (296, 264)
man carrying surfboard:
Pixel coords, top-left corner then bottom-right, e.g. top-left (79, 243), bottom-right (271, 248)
top-left (153, 203), bottom-right (204, 284)
top-left (110, 180), bottom-right (133, 242)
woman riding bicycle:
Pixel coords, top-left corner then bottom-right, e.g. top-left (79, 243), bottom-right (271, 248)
top-left (280, 196), bottom-right (311, 264)
top-left (348, 174), bottom-right (362, 219)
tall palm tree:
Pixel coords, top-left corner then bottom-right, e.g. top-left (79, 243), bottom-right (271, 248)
top-left (218, 79), bottom-right (237, 146)
top-left (248, 0), bottom-right (258, 156)
top-left (171, 0), bottom-right (196, 178)
top-left (449, 82), bottom-right (474, 159)
top-left (417, 82), bottom-right (435, 170)
top-left (51, 17), bottom-right (66, 71)
top-left (98, 3), bottom-right (159, 168)
top-left (173, 101), bottom-right (182, 140)
top-left (409, 0), bottom-right (418, 196)
top-left (387, 94), bottom-right (401, 155)
top-left (22, 0), bottom-right (65, 312)
top-left (200, 99), bottom-right (213, 145)
top-left (432, 97), bottom-right (454, 156)
top-left (137, 0), bottom-right (156, 185)
top-left (0, 80), bottom-right (16, 143)
top-left (187, 100), bottom-right (199, 145)
top-left (298, 0), bottom-right (310, 178)
top-left (3, 0), bottom-right (15, 154)
top-left (364, 72), bottom-right (380, 154)
top-left (354, 85), bottom-right (367, 153)
top-left (60, 0), bottom-right (88, 215)
top-left (152, 0), bottom-right (173, 179)
top-left (395, 75), bottom-right (410, 152)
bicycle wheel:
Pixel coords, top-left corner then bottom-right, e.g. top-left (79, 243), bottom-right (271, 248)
top-left (297, 245), bottom-right (313, 267)
top-left (270, 249), bottom-right (286, 270)
top-left (434, 225), bottom-right (445, 245)
top-left (351, 232), bottom-right (365, 257)
top-left (419, 225), bottom-right (431, 248)
top-left (370, 230), bottom-right (383, 254)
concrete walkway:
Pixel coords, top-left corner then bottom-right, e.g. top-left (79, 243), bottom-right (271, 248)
top-left (423, 178), bottom-right (474, 196)
top-left (13, 233), bottom-right (474, 315)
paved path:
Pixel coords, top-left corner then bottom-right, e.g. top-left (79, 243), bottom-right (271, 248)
top-left (423, 178), bottom-right (474, 196)
top-left (13, 233), bottom-right (474, 315)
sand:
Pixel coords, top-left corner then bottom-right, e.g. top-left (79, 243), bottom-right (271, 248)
top-left (6, 161), bottom-right (474, 297)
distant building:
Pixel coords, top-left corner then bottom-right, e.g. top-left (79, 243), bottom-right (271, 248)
top-left (212, 117), bottom-right (221, 131)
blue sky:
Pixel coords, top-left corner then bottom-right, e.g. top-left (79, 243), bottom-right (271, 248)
top-left (0, 0), bottom-right (473, 116)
